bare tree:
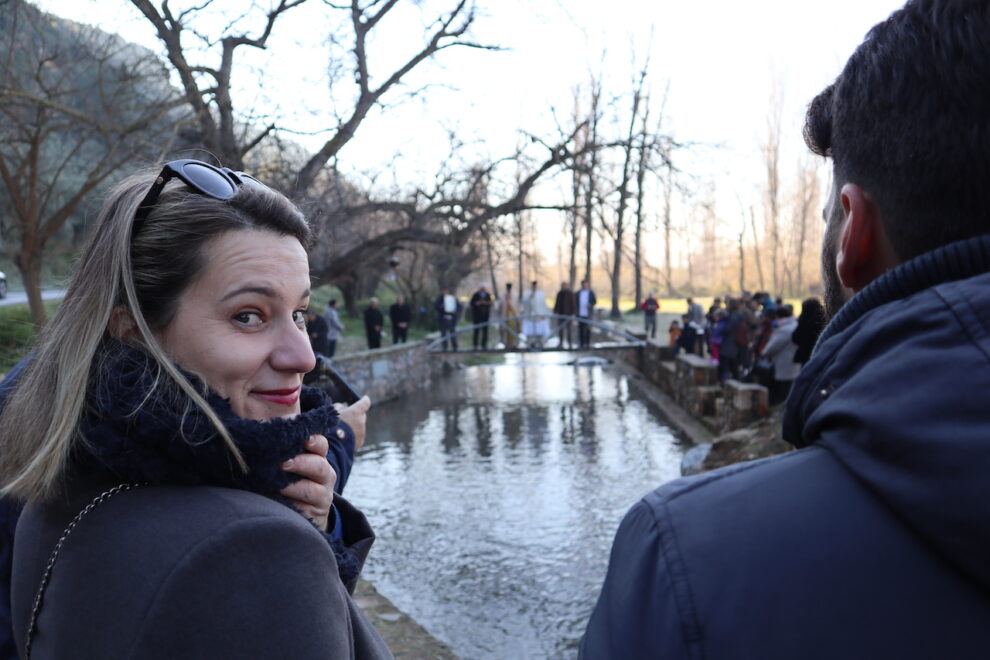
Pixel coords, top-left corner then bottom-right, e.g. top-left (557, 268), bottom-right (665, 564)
top-left (606, 62), bottom-right (648, 318)
top-left (131, 0), bottom-right (496, 197)
top-left (762, 80), bottom-right (784, 294)
top-left (632, 95), bottom-right (651, 308)
top-left (583, 75), bottom-right (602, 285)
top-left (749, 205), bottom-right (765, 291)
top-left (0, 0), bottom-right (181, 324)
top-left (791, 155), bottom-right (821, 297)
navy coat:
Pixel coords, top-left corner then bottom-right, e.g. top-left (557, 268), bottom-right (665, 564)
top-left (581, 236), bottom-right (990, 658)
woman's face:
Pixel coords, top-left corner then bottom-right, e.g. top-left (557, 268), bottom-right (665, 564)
top-left (157, 229), bottom-right (315, 420)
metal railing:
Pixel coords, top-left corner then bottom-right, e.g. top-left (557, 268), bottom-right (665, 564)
top-left (425, 313), bottom-right (646, 353)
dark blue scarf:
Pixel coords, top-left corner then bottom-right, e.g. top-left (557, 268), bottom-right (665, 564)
top-left (75, 341), bottom-right (360, 583)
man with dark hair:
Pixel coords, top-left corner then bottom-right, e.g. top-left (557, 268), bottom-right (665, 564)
top-left (576, 279), bottom-right (596, 349)
top-left (305, 309), bottom-right (329, 356)
top-left (389, 294), bottom-right (412, 344)
top-left (553, 282), bottom-right (577, 348)
top-left (363, 298), bottom-right (383, 350)
top-left (582, 3), bottom-right (990, 657)
top-left (469, 286), bottom-right (493, 349)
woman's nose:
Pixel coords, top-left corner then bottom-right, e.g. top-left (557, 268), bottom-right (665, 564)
top-left (272, 319), bottom-right (317, 374)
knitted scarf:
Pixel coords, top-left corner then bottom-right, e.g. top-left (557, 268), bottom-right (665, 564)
top-left (74, 341), bottom-right (361, 583)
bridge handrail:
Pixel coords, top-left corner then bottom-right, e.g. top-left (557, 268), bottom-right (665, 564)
top-left (425, 313), bottom-right (646, 352)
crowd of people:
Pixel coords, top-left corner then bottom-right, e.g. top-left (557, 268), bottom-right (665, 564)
top-left (309, 279), bottom-right (603, 354)
top-left (665, 292), bottom-right (827, 405)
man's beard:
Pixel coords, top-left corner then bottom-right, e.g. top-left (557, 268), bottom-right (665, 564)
top-left (821, 217), bottom-right (847, 321)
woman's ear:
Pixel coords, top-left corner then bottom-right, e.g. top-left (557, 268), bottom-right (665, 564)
top-left (107, 306), bottom-right (136, 339)
top-left (835, 183), bottom-right (898, 292)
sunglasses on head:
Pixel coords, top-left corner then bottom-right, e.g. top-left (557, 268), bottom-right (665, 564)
top-left (133, 158), bottom-right (269, 230)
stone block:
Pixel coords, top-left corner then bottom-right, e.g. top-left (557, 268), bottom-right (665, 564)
top-left (718, 379), bottom-right (769, 431)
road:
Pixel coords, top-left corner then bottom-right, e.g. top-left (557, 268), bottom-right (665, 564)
top-left (0, 288), bottom-right (67, 308)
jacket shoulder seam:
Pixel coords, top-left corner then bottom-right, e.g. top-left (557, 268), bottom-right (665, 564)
top-left (646, 498), bottom-right (707, 660)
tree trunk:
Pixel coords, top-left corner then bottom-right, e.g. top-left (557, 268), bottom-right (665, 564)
top-left (749, 206), bottom-right (765, 292)
top-left (17, 248), bottom-right (46, 326)
top-left (340, 279), bottom-right (359, 318)
top-left (609, 69), bottom-right (646, 319)
top-left (663, 173), bottom-right (675, 297)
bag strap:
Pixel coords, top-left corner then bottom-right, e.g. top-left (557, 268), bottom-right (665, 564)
top-left (24, 482), bottom-right (145, 659)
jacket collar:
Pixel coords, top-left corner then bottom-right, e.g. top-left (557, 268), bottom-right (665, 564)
top-left (784, 234), bottom-right (990, 447)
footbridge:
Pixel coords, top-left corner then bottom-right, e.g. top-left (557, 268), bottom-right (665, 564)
top-left (425, 313), bottom-right (646, 354)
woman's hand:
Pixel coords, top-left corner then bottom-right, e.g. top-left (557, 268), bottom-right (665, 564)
top-left (280, 434), bottom-right (336, 531)
top-left (335, 395), bottom-right (371, 451)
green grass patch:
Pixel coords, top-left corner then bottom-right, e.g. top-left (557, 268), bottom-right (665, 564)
top-left (0, 301), bottom-right (60, 373)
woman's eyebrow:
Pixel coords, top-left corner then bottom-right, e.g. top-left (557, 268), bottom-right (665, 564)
top-left (220, 285), bottom-right (277, 301)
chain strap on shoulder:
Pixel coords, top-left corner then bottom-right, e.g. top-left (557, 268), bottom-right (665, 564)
top-left (24, 482), bottom-right (146, 659)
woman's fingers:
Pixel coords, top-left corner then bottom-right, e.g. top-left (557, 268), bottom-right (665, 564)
top-left (336, 395), bottom-right (371, 450)
top-left (280, 434), bottom-right (336, 530)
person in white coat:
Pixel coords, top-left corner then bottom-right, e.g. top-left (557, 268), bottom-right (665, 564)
top-left (760, 305), bottom-right (800, 405)
top-left (521, 281), bottom-right (550, 349)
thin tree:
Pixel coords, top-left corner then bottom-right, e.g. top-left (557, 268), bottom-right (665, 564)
top-left (608, 62), bottom-right (648, 318)
top-left (0, 0), bottom-right (181, 324)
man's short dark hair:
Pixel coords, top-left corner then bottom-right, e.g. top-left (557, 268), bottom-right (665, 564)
top-left (804, 0), bottom-right (990, 262)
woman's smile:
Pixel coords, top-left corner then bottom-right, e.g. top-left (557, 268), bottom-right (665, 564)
top-left (251, 386), bottom-right (301, 407)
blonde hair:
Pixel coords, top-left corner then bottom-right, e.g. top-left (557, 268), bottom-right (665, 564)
top-left (0, 166), bottom-right (311, 502)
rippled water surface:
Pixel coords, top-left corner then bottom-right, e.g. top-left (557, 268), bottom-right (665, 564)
top-left (346, 354), bottom-right (685, 659)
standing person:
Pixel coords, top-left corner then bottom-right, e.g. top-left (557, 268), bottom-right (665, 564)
top-left (639, 291), bottom-right (660, 339)
top-left (792, 297), bottom-right (827, 366)
top-left (717, 298), bottom-right (745, 380)
top-left (434, 288), bottom-right (461, 351)
top-left (389, 294), bottom-right (412, 345)
top-left (705, 297), bottom-right (723, 354)
top-left (583, 3), bottom-right (990, 656)
top-left (685, 297), bottom-right (705, 355)
top-left (469, 285), bottom-right (493, 349)
top-left (305, 309), bottom-right (329, 356)
top-left (553, 282), bottom-right (577, 348)
top-left (759, 305), bottom-right (800, 405)
top-left (363, 298), bottom-right (383, 350)
top-left (500, 283), bottom-right (519, 349)
top-left (576, 279), bottom-right (597, 349)
top-left (521, 281), bottom-right (550, 349)
top-left (323, 299), bottom-right (345, 358)
top-left (0, 160), bottom-right (389, 658)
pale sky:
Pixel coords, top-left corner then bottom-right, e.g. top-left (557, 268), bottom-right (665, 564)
top-left (35, 0), bottom-right (905, 257)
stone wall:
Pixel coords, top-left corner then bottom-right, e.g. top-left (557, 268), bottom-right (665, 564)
top-left (324, 341), bottom-right (452, 404)
top-left (630, 345), bottom-right (770, 434)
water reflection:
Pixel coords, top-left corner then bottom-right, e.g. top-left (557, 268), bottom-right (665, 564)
top-left (347, 354), bottom-right (685, 659)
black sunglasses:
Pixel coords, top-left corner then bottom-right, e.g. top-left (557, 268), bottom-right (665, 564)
top-left (133, 159), bottom-right (269, 231)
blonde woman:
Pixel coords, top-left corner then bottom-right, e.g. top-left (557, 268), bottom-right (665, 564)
top-left (0, 160), bottom-right (391, 659)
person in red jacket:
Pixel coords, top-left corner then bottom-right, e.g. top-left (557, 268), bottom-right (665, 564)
top-left (639, 291), bottom-right (660, 339)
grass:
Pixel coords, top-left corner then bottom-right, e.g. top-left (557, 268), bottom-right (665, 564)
top-left (0, 301), bottom-right (60, 374)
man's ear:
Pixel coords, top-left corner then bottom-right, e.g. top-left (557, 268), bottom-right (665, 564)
top-left (835, 183), bottom-right (897, 292)
top-left (107, 306), bottom-right (137, 339)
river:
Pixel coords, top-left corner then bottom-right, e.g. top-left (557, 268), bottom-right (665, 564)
top-left (346, 353), bottom-right (686, 659)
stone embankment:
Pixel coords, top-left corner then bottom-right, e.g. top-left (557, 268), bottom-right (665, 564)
top-left (318, 340), bottom-right (455, 404)
top-left (618, 336), bottom-right (791, 475)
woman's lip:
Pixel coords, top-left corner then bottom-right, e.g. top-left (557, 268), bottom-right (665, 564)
top-left (252, 387), bottom-right (300, 406)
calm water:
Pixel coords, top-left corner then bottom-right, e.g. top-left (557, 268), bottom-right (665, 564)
top-left (346, 354), bottom-right (685, 659)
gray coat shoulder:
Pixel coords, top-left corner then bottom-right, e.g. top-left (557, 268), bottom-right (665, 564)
top-left (14, 483), bottom-right (392, 659)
